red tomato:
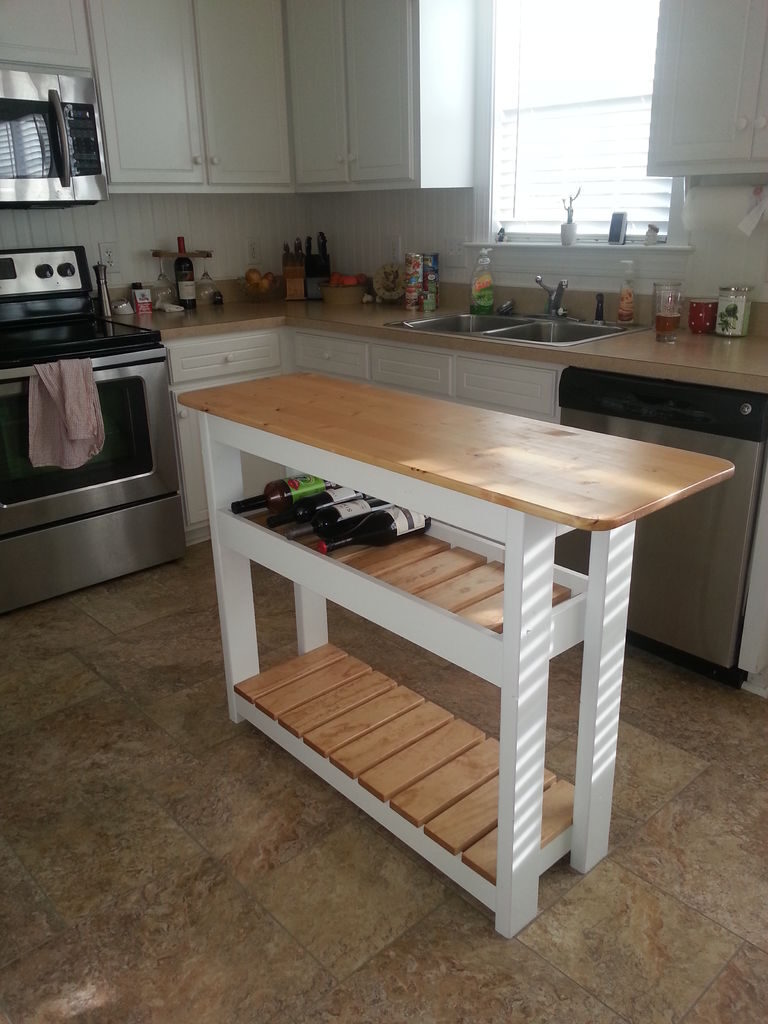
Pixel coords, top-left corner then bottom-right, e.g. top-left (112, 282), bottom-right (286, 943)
top-left (329, 272), bottom-right (342, 286)
top-left (355, 273), bottom-right (368, 285)
top-left (341, 274), bottom-right (359, 286)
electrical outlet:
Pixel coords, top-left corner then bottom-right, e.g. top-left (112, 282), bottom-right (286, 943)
top-left (444, 238), bottom-right (465, 269)
top-left (247, 239), bottom-right (261, 265)
top-left (384, 235), bottom-right (402, 264)
top-left (98, 241), bottom-right (120, 275)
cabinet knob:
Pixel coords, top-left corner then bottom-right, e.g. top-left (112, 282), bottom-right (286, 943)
top-left (210, 156), bottom-right (221, 165)
top-left (336, 155), bottom-right (345, 163)
top-left (756, 116), bottom-right (767, 130)
top-left (347, 152), bottom-right (357, 162)
top-left (224, 353), bottom-right (234, 362)
top-left (322, 351), bottom-right (331, 360)
top-left (177, 407), bottom-right (189, 419)
top-left (736, 116), bottom-right (750, 130)
top-left (192, 155), bottom-right (203, 165)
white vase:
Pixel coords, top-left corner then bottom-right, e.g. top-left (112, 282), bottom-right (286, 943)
top-left (561, 222), bottom-right (577, 246)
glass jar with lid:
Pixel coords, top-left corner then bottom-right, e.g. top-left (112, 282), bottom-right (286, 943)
top-left (716, 285), bottom-right (752, 337)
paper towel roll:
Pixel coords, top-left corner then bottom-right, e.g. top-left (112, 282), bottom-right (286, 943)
top-left (682, 185), bottom-right (768, 234)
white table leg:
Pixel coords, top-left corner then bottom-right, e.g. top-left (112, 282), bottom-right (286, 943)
top-left (570, 522), bottom-right (636, 872)
top-left (294, 583), bottom-right (329, 654)
top-left (199, 416), bottom-right (259, 723)
top-left (495, 511), bottom-right (557, 938)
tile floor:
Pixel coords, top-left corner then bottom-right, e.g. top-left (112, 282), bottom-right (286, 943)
top-left (1, 542), bottom-right (767, 1024)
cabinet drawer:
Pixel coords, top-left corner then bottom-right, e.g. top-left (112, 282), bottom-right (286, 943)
top-left (294, 332), bottom-right (369, 378)
top-left (455, 356), bottom-right (558, 419)
top-left (167, 330), bottom-right (281, 384)
top-left (370, 344), bottom-right (451, 395)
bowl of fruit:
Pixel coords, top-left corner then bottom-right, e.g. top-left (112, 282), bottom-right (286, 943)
top-left (319, 272), bottom-right (369, 305)
top-left (239, 267), bottom-right (286, 302)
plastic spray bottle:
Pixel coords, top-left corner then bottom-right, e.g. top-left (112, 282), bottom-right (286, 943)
top-left (617, 260), bottom-right (635, 324)
top-left (470, 248), bottom-right (494, 314)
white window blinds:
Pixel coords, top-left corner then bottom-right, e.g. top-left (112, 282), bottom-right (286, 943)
top-left (492, 0), bottom-right (673, 240)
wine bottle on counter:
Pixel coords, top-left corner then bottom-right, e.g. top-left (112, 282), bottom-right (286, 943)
top-left (317, 507), bottom-right (431, 554)
top-left (266, 485), bottom-right (363, 529)
top-left (231, 475), bottom-right (332, 515)
top-left (174, 236), bottom-right (196, 311)
top-left (310, 497), bottom-right (393, 539)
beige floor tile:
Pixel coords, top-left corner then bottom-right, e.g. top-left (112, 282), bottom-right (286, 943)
top-left (142, 671), bottom-right (236, 752)
top-left (682, 943), bottom-right (768, 1023)
top-left (614, 766), bottom-right (768, 953)
top-left (0, 595), bottom-right (112, 666)
top-left (546, 720), bottom-right (707, 821)
top-left (281, 895), bottom-right (621, 1024)
top-left (253, 817), bottom-right (447, 980)
top-left (519, 860), bottom-right (741, 1024)
top-left (67, 568), bottom-right (202, 633)
top-left (0, 651), bottom-right (110, 734)
top-left (0, 856), bottom-right (333, 1024)
top-left (0, 835), bottom-right (63, 969)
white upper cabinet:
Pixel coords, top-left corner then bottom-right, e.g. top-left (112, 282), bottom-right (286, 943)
top-left (648, 0), bottom-right (768, 175)
top-left (285, 0), bottom-right (474, 190)
top-left (87, 0), bottom-right (292, 191)
top-left (0, 0), bottom-right (92, 69)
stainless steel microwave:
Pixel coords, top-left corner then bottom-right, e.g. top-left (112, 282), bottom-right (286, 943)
top-left (0, 68), bottom-right (107, 206)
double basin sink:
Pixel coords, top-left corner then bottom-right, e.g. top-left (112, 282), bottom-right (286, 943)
top-left (386, 313), bottom-right (633, 348)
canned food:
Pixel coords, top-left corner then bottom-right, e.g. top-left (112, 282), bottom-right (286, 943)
top-left (404, 283), bottom-right (422, 311)
top-left (404, 252), bottom-right (423, 287)
top-left (716, 285), bottom-right (752, 337)
top-left (422, 252), bottom-right (439, 309)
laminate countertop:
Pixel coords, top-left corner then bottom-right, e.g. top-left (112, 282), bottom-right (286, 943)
top-left (118, 300), bottom-right (768, 393)
top-left (179, 373), bottom-right (733, 531)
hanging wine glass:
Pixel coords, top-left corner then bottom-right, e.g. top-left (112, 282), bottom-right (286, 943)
top-left (197, 259), bottom-right (216, 304)
top-left (152, 256), bottom-right (173, 308)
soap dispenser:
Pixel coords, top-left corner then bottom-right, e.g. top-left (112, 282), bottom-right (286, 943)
top-left (470, 248), bottom-right (494, 314)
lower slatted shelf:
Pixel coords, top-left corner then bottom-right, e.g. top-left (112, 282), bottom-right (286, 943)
top-left (234, 643), bottom-right (574, 885)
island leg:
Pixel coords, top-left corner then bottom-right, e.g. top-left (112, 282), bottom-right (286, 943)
top-left (199, 416), bottom-right (259, 724)
top-left (294, 584), bottom-right (329, 654)
top-left (495, 511), bottom-right (557, 938)
top-left (570, 522), bottom-right (636, 872)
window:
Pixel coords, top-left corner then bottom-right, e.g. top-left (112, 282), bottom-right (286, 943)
top-left (491, 0), bottom-right (673, 241)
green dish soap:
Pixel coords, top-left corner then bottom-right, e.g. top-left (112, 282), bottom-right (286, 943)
top-left (469, 247), bottom-right (494, 314)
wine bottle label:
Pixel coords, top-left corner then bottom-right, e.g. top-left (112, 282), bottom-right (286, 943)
top-left (287, 475), bottom-right (326, 502)
top-left (177, 281), bottom-right (196, 301)
top-left (324, 486), bottom-right (359, 503)
top-left (332, 499), bottom-right (392, 521)
top-left (390, 508), bottom-right (427, 535)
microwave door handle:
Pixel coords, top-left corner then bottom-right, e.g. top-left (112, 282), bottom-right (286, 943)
top-left (48, 89), bottom-right (71, 188)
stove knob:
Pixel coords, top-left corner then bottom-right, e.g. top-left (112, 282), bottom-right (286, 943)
top-left (57, 262), bottom-right (76, 277)
top-left (35, 263), bottom-right (54, 278)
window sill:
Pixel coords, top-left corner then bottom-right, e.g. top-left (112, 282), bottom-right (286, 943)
top-left (463, 242), bottom-right (693, 292)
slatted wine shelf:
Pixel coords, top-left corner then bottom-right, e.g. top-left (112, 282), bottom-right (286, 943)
top-left (234, 643), bottom-right (574, 884)
top-left (247, 512), bottom-right (573, 633)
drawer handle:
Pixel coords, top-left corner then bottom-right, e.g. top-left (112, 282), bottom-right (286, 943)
top-left (736, 115), bottom-right (750, 130)
top-left (192, 154), bottom-right (203, 165)
top-left (177, 407), bottom-right (189, 419)
top-left (756, 116), bottom-right (767, 130)
top-left (224, 353), bottom-right (235, 363)
top-left (323, 351), bottom-right (331, 359)
top-left (210, 155), bottom-right (221, 165)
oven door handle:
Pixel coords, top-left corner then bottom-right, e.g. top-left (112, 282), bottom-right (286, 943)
top-left (49, 89), bottom-right (72, 188)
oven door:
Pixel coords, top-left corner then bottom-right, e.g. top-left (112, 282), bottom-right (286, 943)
top-left (0, 349), bottom-right (179, 538)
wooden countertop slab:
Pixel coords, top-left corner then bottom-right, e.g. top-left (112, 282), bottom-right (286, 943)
top-left (180, 373), bottom-right (733, 530)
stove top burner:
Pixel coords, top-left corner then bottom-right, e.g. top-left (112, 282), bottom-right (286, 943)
top-left (0, 314), bottom-right (162, 368)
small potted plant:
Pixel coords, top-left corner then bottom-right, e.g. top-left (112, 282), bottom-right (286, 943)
top-left (561, 188), bottom-right (581, 246)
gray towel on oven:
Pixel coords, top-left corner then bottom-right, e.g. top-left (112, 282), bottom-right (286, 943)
top-left (28, 359), bottom-right (105, 469)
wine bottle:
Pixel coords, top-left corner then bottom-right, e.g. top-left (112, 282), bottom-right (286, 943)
top-left (311, 498), bottom-right (392, 538)
top-left (174, 236), bottom-right (196, 311)
top-left (266, 486), bottom-right (362, 529)
top-left (317, 507), bottom-right (430, 553)
top-left (230, 474), bottom-right (331, 515)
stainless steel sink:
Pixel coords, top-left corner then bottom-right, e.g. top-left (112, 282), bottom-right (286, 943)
top-left (385, 313), bottom-right (631, 347)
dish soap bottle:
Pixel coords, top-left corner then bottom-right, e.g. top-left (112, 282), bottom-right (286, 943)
top-left (617, 260), bottom-right (635, 324)
top-left (470, 247), bottom-right (494, 314)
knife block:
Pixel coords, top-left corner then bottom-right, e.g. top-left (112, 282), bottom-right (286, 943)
top-left (282, 255), bottom-right (306, 301)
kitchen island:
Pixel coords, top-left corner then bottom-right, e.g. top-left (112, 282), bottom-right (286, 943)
top-left (180, 373), bottom-right (732, 937)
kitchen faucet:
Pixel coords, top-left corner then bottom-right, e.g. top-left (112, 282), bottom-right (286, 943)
top-left (535, 275), bottom-right (568, 316)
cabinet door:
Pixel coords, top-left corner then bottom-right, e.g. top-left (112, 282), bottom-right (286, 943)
top-left (0, 0), bottom-right (91, 69)
top-left (648, 0), bottom-right (768, 174)
top-left (87, 0), bottom-right (205, 185)
top-left (344, 0), bottom-right (415, 182)
top-left (195, 0), bottom-right (291, 186)
top-left (285, 0), bottom-right (349, 185)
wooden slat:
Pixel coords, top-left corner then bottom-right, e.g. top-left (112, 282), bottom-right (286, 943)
top-left (358, 719), bottom-right (485, 802)
top-left (461, 780), bottom-right (575, 883)
top-left (234, 644), bottom-right (347, 704)
top-left (254, 655), bottom-right (371, 720)
top-left (458, 581), bottom-right (573, 633)
top-left (303, 685), bottom-right (425, 756)
top-left (330, 702), bottom-right (454, 778)
top-left (342, 535), bottom-right (451, 575)
top-left (390, 738), bottom-right (501, 826)
top-left (418, 561), bottom-right (504, 613)
top-left (424, 768), bottom-right (557, 855)
top-left (278, 670), bottom-right (396, 737)
top-left (377, 548), bottom-right (486, 595)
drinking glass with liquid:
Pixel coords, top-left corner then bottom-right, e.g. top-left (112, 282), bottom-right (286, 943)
top-left (654, 281), bottom-right (682, 342)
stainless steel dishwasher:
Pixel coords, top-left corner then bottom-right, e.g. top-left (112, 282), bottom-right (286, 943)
top-left (557, 367), bottom-right (768, 685)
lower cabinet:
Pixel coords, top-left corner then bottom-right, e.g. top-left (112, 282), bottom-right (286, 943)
top-left (167, 328), bottom-right (285, 538)
top-left (455, 356), bottom-right (558, 420)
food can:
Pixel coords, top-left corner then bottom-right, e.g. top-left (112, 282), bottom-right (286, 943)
top-left (404, 252), bottom-right (423, 287)
top-left (404, 283), bottom-right (422, 311)
top-left (715, 285), bottom-right (752, 337)
top-left (422, 252), bottom-right (439, 310)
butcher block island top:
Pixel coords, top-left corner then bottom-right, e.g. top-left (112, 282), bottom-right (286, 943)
top-left (179, 372), bottom-right (734, 530)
